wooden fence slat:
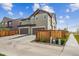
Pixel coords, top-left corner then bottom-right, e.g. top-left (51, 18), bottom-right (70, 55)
top-left (0, 30), bottom-right (19, 37)
top-left (36, 30), bottom-right (67, 42)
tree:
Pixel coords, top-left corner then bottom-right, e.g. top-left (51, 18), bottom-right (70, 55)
top-left (64, 28), bottom-right (68, 31)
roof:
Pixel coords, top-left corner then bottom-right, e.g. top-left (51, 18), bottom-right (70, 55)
top-left (29, 9), bottom-right (57, 24)
top-left (29, 9), bottom-right (55, 18)
top-left (1, 9), bottom-right (57, 25)
top-left (2, 17), bottom-right (21, 23)
top-left (21, 18), bottom-right (30, 21)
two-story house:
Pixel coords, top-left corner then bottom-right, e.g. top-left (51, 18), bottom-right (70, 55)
top-left (18, 9), bottom-right (57, 34)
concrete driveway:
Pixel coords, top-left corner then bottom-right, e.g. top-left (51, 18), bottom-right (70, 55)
top-left (0, 35), bottom-right (63, 56)
top-left (0, 34), bottom-right (79, 56)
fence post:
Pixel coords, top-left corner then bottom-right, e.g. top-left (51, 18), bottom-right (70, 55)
top-left (50, 36), bottom-right (52, 44)
top-left (58, 39), bottom-right (61, 45)
top-left (53, 39), bottom-right (56, 44)
top-left (18, 28), bottom-right (20, 34)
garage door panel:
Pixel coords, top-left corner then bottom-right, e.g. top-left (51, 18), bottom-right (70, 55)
top-left (20, 28), bottom-right (28, 34)
top-left (32, 28), bottom-right (45, 34)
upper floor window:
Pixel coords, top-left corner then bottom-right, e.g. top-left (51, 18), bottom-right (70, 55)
top-left (44, 15), bottom-right (46, 19)
top-left (36, 17), bottom-right (38, 20)
top-left (8, 21), bottom-right (12, 26)
top-left (5, 22), bottom-right (7, 25)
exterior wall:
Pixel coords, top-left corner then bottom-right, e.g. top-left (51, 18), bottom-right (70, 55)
top-left (12, 20), bottom-right (21, 29)
top-left (1, 18), bottom-right (11, 27)
top-left (21, 19), bottom-right (31, 25)
top-left (51, 14), bottom-right (56, 30)
top-left (47, 14), bottom-right (56, 30)
top-left (1, 17), bottom-right (21, 29)
top-left (47, 15), bottom-right (52, 30)
top-left (19, 12), bottom-right (56, 34)
top-left (30, 13), bottom-right (48, 29)
top-left (31, 13), bottom-right (56, 30)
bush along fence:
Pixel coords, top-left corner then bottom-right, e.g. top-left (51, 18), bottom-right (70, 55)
top-left (0, 30), bottom-right (19, 37)
top-left (36, 30), bottom-right (68, 45)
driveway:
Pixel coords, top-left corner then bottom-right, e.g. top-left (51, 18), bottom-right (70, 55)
top-left (0, 34), bottom-right (79, 56)
top-left (0, 35), bottom-right (63, 56)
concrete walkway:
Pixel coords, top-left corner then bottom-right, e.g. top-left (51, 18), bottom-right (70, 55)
top-left (60, 34), bottom-right (79, 56)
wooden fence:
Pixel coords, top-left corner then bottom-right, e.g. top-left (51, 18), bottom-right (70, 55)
top-left (0, 30), bottom-right (19, 37)
top-left (36, 30), bottom-right (68, 42)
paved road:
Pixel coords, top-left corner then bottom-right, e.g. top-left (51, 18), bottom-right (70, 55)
top-left (0, 35), bottom-right (63, 56)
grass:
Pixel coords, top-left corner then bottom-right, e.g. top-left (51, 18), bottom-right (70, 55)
top-left (0, 53), bottom-right (6, 56)
top-left (74, 35), bottom-right (79, 44)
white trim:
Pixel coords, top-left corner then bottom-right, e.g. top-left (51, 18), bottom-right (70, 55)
top-left (18, 27), bottom-right (30, 29)
top-left (32, 26), bottom-right (46, 28)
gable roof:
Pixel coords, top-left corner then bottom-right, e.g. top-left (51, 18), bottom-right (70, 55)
top-left (2, 17), bottom-right (21, 22)
top-left (29, 9), bottom-right (57, 24)
top-left (29, 9), bottom-right (54, 18)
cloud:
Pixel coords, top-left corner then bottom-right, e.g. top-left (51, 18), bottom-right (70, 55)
top-left (33, 3), bottom-right (40, 11)
top-left (58, 15), bottom-right (70, 24)
top-left (67, 3), bottom-right (79, 12)
top-left (1, 3), bottom-right (13, 15)
top-left (66, 9), bottom-right (70, 13)
top-left (40, 3), bottom-right (46, 6)
top-left (42, 5), bottom-right (55, 13)
top-left (1, 3), bottom-right (13, 11)
top-left (19, 11), bottom-right (23, 16)
top-left (65, 15), bottom-right (70, 19)
top-left (59, 16), bottom-right (63, 19)
top-left (58, 16), bottom-right (64, 24)
top-left (8, 11), bottom-right (13, 15)
top-left (59, 15), bottom-right (70, 19)
top-left (26, 6), bottom-right (29, 9)
top-left (33, 3), bottom-right (55, 13)
top-left (70, 3), bottom-right (79, 12)
top-left (59, 20), bottom-right (65, 24)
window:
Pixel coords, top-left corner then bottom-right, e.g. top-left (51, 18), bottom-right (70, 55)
top-left (44, 15), bottom-right (46, 19)
top-left (5, 22), bottom-right (7, 25)
top-left (8, 21), bottom-right (12, 25)
top-left (8, 21), bottom-right (12, 27)
top-left (36, 17), bottom-right (38, 20)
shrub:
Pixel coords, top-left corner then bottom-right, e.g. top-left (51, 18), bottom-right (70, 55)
top-left (0, 53), bottom-right (6, 56)
top-left (61, 39), bottom-right (66, 45)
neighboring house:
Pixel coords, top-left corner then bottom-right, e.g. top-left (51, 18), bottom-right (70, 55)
top-left (1, 17), bottom-right (21, 30)
top-left (18, 9), bottom-right (57, 34)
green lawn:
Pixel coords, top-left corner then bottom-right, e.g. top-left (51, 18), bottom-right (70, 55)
top-left (74, 35), bottom-right (79, 44)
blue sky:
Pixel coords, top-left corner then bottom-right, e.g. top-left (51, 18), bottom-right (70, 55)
top-left (0, 3), bottom-right (79, 31)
